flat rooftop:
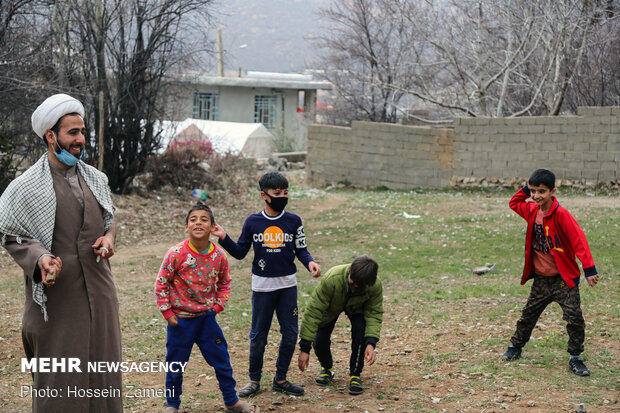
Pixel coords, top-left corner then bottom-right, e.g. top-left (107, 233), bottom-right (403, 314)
top-left (176, 71), bottom-right (332, 90)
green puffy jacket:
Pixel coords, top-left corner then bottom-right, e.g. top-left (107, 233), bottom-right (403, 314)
top-left (299, 264), bottom-right (383, 344)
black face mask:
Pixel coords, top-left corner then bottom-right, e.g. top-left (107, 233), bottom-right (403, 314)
top-left (265, 193), bottom-right (288, 213)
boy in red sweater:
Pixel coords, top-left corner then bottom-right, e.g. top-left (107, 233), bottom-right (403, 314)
top-left (502, 169), bottom-right (600, 376)
top-left (155, 204), bottom-right (259, 413)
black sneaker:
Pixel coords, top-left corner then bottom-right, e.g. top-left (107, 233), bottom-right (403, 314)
top-left (569, 357), bottom-right (591, 376)
top-left (501, 345), bottom-right (522, 361)
top-left (272, 379), bottom-right (305, 396)
top-left (238, 381), bottom-right (260, 397)
top-left (315, 368), bottom-right (334, 386)
top-left (349, 376), bottom-right (364, 395)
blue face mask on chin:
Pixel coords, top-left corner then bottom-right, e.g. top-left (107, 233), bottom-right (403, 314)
top-left (53, 141), bottom-right (83, 167)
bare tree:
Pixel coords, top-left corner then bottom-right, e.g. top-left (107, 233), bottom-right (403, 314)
top-left (0, 0), bottom-right (60, 193)
top-left (398, 0), bottom-right (613, 117)
top-left (315, 0), bottom-right (420, 125)
top-left (49, 0), bottom-right (214, 193)
top-left (317, 0), bottom-right (619, 122)
top-left (1, 0), bottom-right (214, 194)
top-left (564, 1), bottom-right (620, 110)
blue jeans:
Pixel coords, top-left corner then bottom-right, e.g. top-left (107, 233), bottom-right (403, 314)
top-left (249, 286), bottom-right (298, 382)
top-left (165, 312), bottom-right (238, 408)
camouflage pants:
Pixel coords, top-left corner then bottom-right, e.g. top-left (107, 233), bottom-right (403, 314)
top-left (511, 274), bottom-right (585, 355)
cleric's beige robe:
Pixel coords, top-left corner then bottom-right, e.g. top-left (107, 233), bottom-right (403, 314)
top-left (3, 164), bottom-right (122, 412)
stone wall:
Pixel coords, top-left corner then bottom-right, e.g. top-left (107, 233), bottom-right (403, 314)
top-left (306, 106), bottom-right (619, 189)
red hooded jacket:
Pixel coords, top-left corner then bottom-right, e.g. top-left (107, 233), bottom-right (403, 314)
top-left (509, 186), bottom-right (597, 289)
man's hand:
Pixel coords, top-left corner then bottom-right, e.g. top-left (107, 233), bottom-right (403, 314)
top-left (364, 344), bottom-right (376, 366)
top-left (586, 274), bottom-right (599, 287)
top-left (167, 315), bottom-right (178, 327)
top-left (40, 256), bottom-right (62, 286)
top-left (298, 351), bottom-right (310, 371)
top-left (308, 261), bottom-right (321, 278)
top-left (211, 223), bottom-right (227, 240)
top-left (92, 234), bottom-right (115, 260)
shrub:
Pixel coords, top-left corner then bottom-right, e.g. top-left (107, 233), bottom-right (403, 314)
top-left (146, 143), bottom-right (257, 196)
top-left (168, 139), bottom-right (214, 158)
top-left (146, 142), bottom-right (211, 190)
top-left (272, 127), bottom-right (301, 152)
top-left (205, 152), bottom-right (257, 195)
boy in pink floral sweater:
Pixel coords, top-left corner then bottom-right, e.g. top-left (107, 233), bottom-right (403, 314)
top-left (155, 204), bottom-right (258, 413)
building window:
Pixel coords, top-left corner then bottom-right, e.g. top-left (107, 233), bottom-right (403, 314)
top-left (254, 95), bottom-right (277, 129)
top-left (193, 92), bottom-right (219, 120)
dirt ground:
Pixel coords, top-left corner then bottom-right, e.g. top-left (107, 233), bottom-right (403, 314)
top-left (0, 187), bottom-right (618, 413)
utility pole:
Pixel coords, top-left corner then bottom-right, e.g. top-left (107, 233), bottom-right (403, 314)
top-left (216, 28), bottom-right (224, 76)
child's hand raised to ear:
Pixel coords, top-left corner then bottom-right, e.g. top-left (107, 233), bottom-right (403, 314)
top-left (211, 223), bottom-right (227, 240)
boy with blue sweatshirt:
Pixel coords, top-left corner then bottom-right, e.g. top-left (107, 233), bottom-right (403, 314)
top-left (212, 172), bottom-right (321, 397)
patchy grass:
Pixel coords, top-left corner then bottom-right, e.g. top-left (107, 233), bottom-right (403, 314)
top-left (0, 187), bottom-right (618, 412)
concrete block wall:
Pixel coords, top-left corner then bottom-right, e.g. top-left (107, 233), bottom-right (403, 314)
top-left (307, 106), bottom-right (619, 189)
top-left (453, 106), bottom-right (620, 183)
top-left (307, 121), bottom-right (453, 189)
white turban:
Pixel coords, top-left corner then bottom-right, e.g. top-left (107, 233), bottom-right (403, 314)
top-left (31, 94), bottom-right (85, 138)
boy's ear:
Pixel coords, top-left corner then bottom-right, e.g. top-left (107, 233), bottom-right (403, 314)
top-left (184, 223), bottom-right (189, 233)
top-left (551, 187), bottom-right (557, 195)
top-left (260, 191), bottom-right (269, 202)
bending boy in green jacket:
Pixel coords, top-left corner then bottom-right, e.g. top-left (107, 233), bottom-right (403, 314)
top-left (297, 255), bottom-right (383, 395)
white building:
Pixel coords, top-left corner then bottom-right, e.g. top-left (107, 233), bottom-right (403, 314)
top-left (165, 71), bottom-right (332, 151)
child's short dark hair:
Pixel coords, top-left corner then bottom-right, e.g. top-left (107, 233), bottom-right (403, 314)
top-left (259, 171), bottom-right (289, 192)
top-left (185, 203), bottom-right (215, 224)
top-left (350, 255), bottom-right (379, 288)
top-left (529, 169), bottom-right (555, 190)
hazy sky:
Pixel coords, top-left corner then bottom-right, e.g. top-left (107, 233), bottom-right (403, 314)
top-left (214, 0), bottom-right (331, 73)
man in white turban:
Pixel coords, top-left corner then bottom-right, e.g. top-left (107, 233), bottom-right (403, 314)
top-left (0, 93), bottom-right (122, 412)
top-left (31, 93), bottom-right (85, 140)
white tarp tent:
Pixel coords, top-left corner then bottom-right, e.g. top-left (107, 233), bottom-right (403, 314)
top-left (159, 118), bottom-right (275, 158)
